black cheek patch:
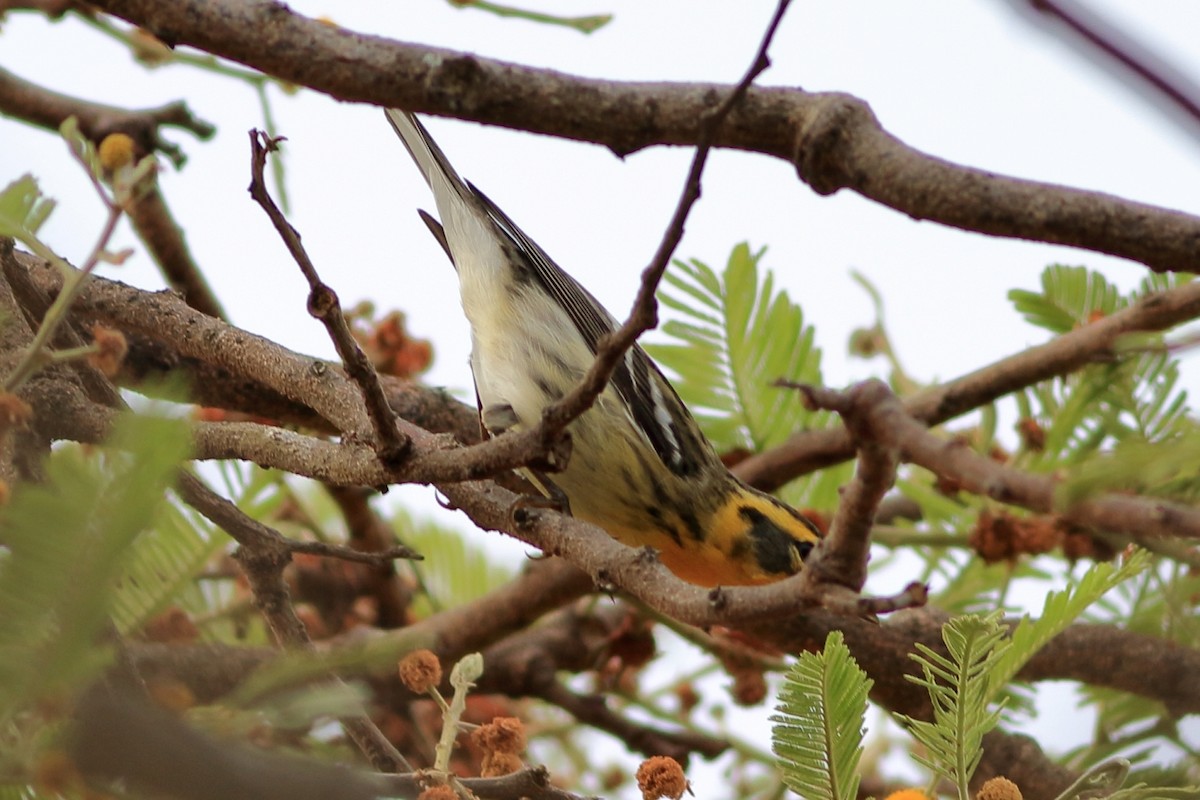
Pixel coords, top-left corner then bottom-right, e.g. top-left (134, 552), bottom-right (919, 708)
top-left (740, 507), bottom-right (802, 576)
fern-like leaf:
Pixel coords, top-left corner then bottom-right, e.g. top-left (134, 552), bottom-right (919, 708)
top-left (986, 551), bottom-right (1149, 708)
top-left (902, 612), bottom-right (1009, 800)
top-left (647, 243), bottom-right (823, 453)
top-left (648, 243), bottom-right (851, 508)
top-left (772, 631), bottom-right (873, 800)
top-left (1010, 266), bottom-right (1193, 470)
top-left (110, 489), bottom-right (226, 633)
top-left (1008, 266), bottom-right (1123, 334)
top-left (0, 413), bottom-right (190, 724)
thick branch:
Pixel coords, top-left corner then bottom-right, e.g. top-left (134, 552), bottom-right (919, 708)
top-left (83, 0), bottom-right (1200, 273)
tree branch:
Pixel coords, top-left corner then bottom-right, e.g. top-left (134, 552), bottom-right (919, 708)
top-left (737, 280), bottom-right (1200, 491)
top-left (0, 63), bottom-right (214, 168)
top-left (247, 130), bottom-right (409, 465)
top-left (83, 0), bottom-right (1200, 273)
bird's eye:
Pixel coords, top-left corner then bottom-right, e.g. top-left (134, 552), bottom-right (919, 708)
top-left (794, 540), bottom-right (814, 560)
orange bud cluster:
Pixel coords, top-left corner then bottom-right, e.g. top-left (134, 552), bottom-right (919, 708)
top-left (471, 716), bottom-right (526, 777)
top-left (636, 756), bottom-right (687, 800)
top-left (398, 649), bottom-right (443, 694)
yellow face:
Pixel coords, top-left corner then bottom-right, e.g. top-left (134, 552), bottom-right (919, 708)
top-left (594, 487), bottom-right (822, 587)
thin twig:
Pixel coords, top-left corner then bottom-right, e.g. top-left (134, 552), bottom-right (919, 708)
top-left (247, 130), bottom-right (411, 466)
top-left (535, 0), bottom-right (793, 443)
top-left (777, 378), bottom-right (902, 605)
top-left (289, 540), bottom-right (422, 565)
top-left (1009, 0), bottom-right (1200, 140)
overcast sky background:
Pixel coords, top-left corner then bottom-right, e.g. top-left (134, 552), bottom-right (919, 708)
top-left (4, 0), bottom-right (1200, 794)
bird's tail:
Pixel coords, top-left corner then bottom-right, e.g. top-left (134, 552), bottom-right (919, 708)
top-left (384, 109), bottom-right (471, 204)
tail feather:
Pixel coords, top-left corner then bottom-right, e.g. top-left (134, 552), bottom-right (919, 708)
top-left (384, 109), bottom-right (471, 205)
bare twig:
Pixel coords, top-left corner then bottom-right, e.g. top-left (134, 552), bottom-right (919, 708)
top-left (542, 680), bottom-right (727, 764)
top-left (535, 0), bottom-right (793, 448)
top-left (779, 378), bottom-right (900, 603)
top-left (1006, 0), bottom-right (1200, 140)
top-left (288, 539), bottom-right (420, 565)
top-left (248, 130), bottom-right (411, 466)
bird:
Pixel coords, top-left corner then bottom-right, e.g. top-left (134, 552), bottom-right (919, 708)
top-left (385, 109), bottom-right (822, 586)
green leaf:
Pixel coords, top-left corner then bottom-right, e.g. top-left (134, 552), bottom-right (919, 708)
top-left (0, 412), bottom-right (191, 724)
top-left (1008, 265), bottom-right (1123, 334)
top-left (1057, 436), bottom-right (1200, 507)
top-left (109, 485), bottom-right (228, 634)
top-left (647, 243), bottom-right (825, 453)
top-left (647, 243), bottom-right (847, 508)
top-left (772, 631), bottom-right (873, 800)
top-left (987, 552), bottom-right (1149, 704)
top-left (0, 175), bottom-right (56, 241)
top-left (1008, 266), bottom-right (1194, 478)
top-left (900, 612), bottom-right (1009, 800)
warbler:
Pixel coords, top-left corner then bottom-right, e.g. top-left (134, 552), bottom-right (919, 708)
top-left (385, 109), bottom-right (822, 586)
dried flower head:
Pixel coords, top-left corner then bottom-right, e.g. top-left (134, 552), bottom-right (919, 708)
top-left (471, 716), bottom-right (526, 755)
top-left (416, 785), bottom-right (456, 800)
top-left (88, 324), bottom-right (128, 378)
top-left (636, 756), bottom-right (687, 800)
top-left (398, 649), bottom-right (442, 693)
top-left (977, 776), bottom-right (1022, 800)
top-left (731, 668), bottom-right (768, 706)
top-left (480, 751), bottom-right (522, 777)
